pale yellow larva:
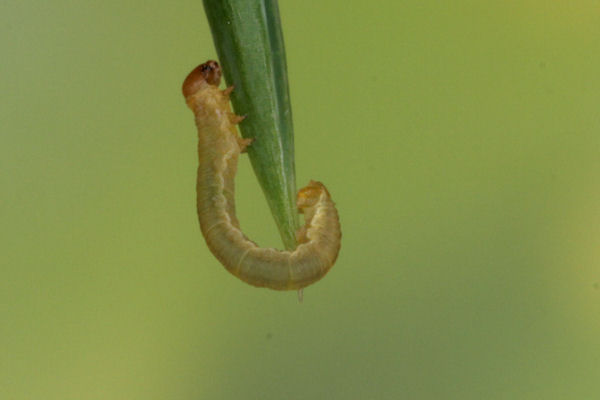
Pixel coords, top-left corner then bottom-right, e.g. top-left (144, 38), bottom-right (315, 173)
top-left (182, 61), bottom-right (341, 290)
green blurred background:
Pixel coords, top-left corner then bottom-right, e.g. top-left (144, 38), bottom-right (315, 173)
top-left (2, 1), bottom-right (599, 398)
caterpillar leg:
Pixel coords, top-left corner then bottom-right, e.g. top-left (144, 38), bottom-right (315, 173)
top-left (237, 137), bottom-right (254, 153)
top-left (222, 85), bottom-right (234, 97)
top-left (230, 114), bottom-right (246, 125)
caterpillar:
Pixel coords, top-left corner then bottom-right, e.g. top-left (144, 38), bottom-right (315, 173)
top-left (182, 60), bottom-right (341, 290)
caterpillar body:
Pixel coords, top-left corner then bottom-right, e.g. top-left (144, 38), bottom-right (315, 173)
top-left (182, 61), bottom-right (341, 290)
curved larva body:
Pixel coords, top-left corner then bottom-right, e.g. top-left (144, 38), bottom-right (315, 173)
top-left (183, 61), bottom-right (341, 290)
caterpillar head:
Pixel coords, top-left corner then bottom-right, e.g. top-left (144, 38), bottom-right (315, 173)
top-left (182, 60), bottom-right (222, 99)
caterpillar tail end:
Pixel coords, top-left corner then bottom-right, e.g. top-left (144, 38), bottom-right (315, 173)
top-left (297, 180), bottom-right (328, 211)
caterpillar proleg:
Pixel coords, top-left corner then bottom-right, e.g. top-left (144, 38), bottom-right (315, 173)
top-left (182, 60), bottom-right (341, 290)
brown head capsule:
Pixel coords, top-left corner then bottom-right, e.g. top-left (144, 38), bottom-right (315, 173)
top-left (182, 60), bottom-right (222, 99)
